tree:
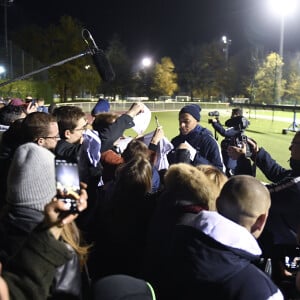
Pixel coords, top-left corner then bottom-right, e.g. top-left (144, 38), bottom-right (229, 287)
top-left (101, 35), bottom-right (133, 99)
top-left (151, 57), bottom-right (178, 97)
top-left (176, 43), bottom-right (205, 99)
top-left (0, 79), bottom-right (53, 101)
top-left (199, 40), bottom-right (233, 101)
top-left (177, 40), bottom-right (232, 101)
top-left (12, 16), bottom-right (100, 101)
top-left (248, 52), bottom-right (285, 104)
top-left (45, 16), bottom-right (100, 101)
top-left (284, 52), bottom-right (300, 104)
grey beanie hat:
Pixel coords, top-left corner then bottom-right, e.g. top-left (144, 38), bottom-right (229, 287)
top-left (7, 142), bottom-right (56, 212)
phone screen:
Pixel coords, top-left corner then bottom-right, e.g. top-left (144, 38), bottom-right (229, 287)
top-left (55, 159), bottom-right (80, 199)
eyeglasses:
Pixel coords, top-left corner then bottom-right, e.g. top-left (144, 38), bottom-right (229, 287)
top-left (42, 135), bottom-right (61, 140)
top-left (73, 123), bottom-right (88, 131)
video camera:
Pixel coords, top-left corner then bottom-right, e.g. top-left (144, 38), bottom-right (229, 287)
top-left (208, 110), bottom-right (220, 124)
top-left (225, 116), bottom-right (250, 131)
top-left (221, 116), bottom-right (253, 157)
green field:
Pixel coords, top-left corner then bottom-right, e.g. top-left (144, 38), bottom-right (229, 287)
top-left (125, 108), bottom-right (298, 183)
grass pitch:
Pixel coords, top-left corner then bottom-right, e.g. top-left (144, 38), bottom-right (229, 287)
top-left (125, 108), bottom-right (297, 183)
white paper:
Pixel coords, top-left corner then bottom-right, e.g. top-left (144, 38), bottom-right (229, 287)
top-left (115, 136), bottom-right (133, 153)
top-left (184, 141), bottom-right (197, 161)
top-left (143, 131), bottom-right (174, 170)
top-left (132, 104), bottom-right (151, 135)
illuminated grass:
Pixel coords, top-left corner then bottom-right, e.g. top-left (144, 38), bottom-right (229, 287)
top-left (125, 109), bottom-right (297, 183)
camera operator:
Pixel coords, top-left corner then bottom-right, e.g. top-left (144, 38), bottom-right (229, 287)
top-left (209, 108), bottom-right (249, 176)
top-left (228, 132), bottom-right (300, 299)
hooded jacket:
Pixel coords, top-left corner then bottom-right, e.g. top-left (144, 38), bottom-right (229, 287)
top-left (167, 124), bottom-right (224, 171)
top-left (0, 207), bottom-right (82, 300)
top-left (143, 163), bottom-right (220, 298)
top-left (3, 228), bottom-right (72, 300)
top-left (160, 211), bottom-right (283, 300)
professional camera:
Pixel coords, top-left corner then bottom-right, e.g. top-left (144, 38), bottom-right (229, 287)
top-left (225, 116), bottom-right (250, 131)
top-left (208, 111), bottom-right (220, 124)
top-left (221, 116), bottom-right (253, 157)
top-left (208, 111), bottom-right (220, 117)
top-left (221, 134), bottom-right (253, 157)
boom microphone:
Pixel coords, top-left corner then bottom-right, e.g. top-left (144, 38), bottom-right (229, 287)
top-left (82, 29), bottom-right (115, 82)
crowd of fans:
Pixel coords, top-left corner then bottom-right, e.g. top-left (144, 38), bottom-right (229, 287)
top-left (0, 96), bottom-right (299, 300)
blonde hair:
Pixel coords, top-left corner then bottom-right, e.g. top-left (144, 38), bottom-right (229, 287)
top-left (61, 222), bottom-right (91, 268)
top-left (195, 164), bottom-right (228, 210)
top-left (164, 163), bottom-right (220, 210)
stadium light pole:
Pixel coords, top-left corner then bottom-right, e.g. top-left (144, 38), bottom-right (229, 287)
top-left (141, 57), bottom-right (152, 98)
top-left (1, 0), bottom-right (13, 78)
top-left (221, 36), bottom-right (231, 101)
top-left (221, 35), bottom-right (231, 68)
top-left (268, 0), bottom-right (297, 103)
top-left (0, 65), bottom-right (6, 79)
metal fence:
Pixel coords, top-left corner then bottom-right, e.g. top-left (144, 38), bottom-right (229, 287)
top-left (56, 101), bottom-right (230, 114)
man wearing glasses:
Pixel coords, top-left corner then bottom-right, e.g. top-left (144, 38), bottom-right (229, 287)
top-left (22, 112), bottom-right (60, 151)
top-left (0, 111), bottom-right (60, 210)
top-left (53, 105), bottom-right (87, 163)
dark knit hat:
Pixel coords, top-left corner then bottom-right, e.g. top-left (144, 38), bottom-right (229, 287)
top-left (91, 98), bottom-right (110, 116)
top-left (7, 142), bottom-right (56, 212)
top-left (92, 274), bottom-right (155, 300)
top-left (179, 104), bottom-right (201, 121)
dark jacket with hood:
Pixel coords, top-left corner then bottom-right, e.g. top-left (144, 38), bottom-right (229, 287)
top-left (167, 124), bottom-right (224, 171)
top-left (143, 163), bottom-right (219, 298)
top-left (0, 207), bottom-right (82, 300)
top-left (3, 227), bottom-right (72, 300)
top-left (159, 210), bottom-right (283, 300)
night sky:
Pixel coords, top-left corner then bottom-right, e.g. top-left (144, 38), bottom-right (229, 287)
top-left (5, 0), bottom-right (300, 61)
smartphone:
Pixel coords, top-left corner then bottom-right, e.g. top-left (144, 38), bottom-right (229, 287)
top-left (29, 99), bottom-right (36, 109)
top-left (55, 159), bottom-right (80, 214)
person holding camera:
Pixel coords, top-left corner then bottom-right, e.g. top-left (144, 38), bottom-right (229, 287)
top-left (228, 131), bottom-right (300, 298)
top-left (210, 107), bottom-right (249, 176)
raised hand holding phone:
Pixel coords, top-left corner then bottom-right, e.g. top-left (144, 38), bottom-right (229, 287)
top-left (55, 159), bottom-right (81, 215)
top-left (44, 191), bottom-right (87, 238)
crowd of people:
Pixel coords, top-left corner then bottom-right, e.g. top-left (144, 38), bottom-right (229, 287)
top-left (0, 96), bottom-right (299, 300)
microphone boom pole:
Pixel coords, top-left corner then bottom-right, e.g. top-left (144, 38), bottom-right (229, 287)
top-left (0, 28), bottom-right (115, 88)
top-left (0, 51), bottom-right (90, 88)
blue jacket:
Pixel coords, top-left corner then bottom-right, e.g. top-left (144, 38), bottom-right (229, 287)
top-left (161, 211), bottom-right (283, 300)
top-left (212, 122), bottom-right (242, 174)
top-left (167, 125), bottom-right (224, 171)
top-left (212, 121), bottom-right (241, 138)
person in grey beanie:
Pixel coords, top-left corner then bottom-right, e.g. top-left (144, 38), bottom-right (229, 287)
top-left (0, 142), bottom-right (89, 300)
top-left (167, 104), bottom-right (224, 172)
top-left (6, 142), bottom-right (57, 212)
